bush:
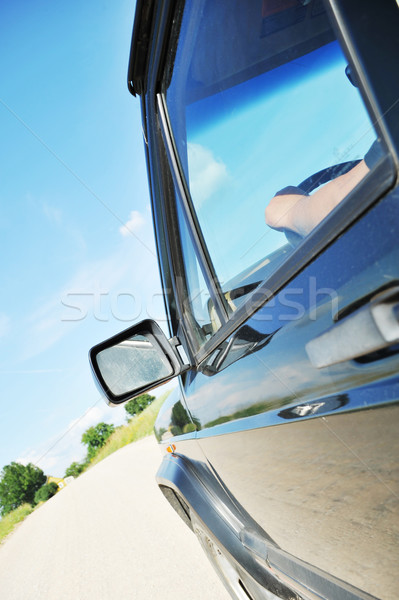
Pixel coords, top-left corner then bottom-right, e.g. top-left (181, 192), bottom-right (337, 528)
top-left (34, 482), bottom-right (58, 505)
top-left (125, 393), bottom-right (155, 419)
top-left (183, 423), bottom-right (196, 434)
top-left (64, 461), bottom-right (85, 478)
top-left (82, 422), bottom-right (115, 461)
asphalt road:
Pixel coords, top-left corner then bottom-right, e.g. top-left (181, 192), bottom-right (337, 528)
top-left (0, 436), bottom-right (229, 600)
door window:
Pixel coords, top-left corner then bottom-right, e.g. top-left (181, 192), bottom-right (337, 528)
top-left (162, 0), bottom-right (391, 342)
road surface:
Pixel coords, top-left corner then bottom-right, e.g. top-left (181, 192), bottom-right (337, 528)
top-left (0, 436), bottom-right (229, 600)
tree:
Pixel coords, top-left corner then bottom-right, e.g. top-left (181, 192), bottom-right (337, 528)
top-left (124, 393), bottom-right (155, 419)
top-left (0, 462), bottom-right (46, 516)
top-left (34, 482), bottom-right (58, 505)
top-left (81, 422), bottom-right (115, 460)
top-left (64, 461), bottom-right (85, 478)
top-left (171, 401), bottom-right (200, 434)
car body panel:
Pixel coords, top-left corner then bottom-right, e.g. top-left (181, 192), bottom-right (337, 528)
top-left (155, 185), bottom-right (399, 598)
top-left (95, 1), bottom-right (399, 598)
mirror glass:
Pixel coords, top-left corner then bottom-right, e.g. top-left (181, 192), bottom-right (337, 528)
top-left (96, 333), bottom-right (173, 396)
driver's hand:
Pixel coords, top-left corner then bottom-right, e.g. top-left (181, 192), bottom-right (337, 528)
top-left (265, 186), bottom-right (308, 236)
top-left (265, 160), bottom-right (369, 237)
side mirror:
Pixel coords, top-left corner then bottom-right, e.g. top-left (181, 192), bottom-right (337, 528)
top-left (89, 319), bottom-right (188, 406)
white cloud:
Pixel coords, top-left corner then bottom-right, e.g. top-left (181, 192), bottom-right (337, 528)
top-left (67, 403), bottom-right (123, 435)
top-left (16, 450), bottom-right (59, 473)
top-left (42, 201), bottom-right (87, 252)
top-left (0, 313), bottom-right (10, 338)
top-left (0, 368), bottom-right (64, 374)
top-left (18, 217), bottom-right (160, 359)
top-left (119, 210), bottom-right (145, 236)
top-left (42, 203), bottom-right (62, 225)
top-left (23, 251), bottom-right (131, 360)
top-left (187, 143), bottom-right (228, 206)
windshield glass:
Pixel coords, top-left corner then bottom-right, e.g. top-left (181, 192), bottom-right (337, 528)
top-left (164, 0), bottom-right (385, 309)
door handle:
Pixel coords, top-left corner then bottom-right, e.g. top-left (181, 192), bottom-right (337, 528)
top-left (306, 287), bottom-right (399, 368)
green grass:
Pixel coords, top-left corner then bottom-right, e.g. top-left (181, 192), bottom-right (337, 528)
top-left (0, 503), bottom-right (34, 544)
top-left (88, 391), bottom-right (169, 468)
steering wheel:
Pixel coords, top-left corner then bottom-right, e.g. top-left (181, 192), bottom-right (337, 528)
top-left (298, 160), bottom-right (361, 194)
top-left (279, 160), bottom-right (361, 247)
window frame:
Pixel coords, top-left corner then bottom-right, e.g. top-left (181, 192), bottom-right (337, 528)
top-left (147, 0), bottom-right (398, 366)
top-left (157, 94), bottom-right (230, 330)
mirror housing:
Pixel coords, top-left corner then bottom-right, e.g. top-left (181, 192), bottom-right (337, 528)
top-left (89, 319), bottom-right (188, 406)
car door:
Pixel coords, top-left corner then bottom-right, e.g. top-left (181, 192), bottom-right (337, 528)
top-left (142, 0), bottom-right (399, 598)
top-left (179, 189), bottom-right (399, 599)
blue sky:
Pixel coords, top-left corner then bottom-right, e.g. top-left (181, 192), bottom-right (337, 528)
top-left (0, 0), bottom-right (166, 477)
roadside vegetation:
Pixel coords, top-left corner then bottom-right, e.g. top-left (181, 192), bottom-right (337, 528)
top-left (0, 504), bottom-right (34, 543)
top-left (0, 462), bottom-right (47, 517)
top-left (63, 392), bottom-right (167, 473)
top-left (0, 390), bottom-right (169, 544)
top-left (88, 393), bottom-right (167, 467)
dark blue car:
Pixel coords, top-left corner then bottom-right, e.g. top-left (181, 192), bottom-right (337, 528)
top-left (90, 1), bottom-right (399, 598)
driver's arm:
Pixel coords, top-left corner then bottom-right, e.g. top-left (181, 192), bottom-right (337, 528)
top-left (265, 159), bottom-right (369, 237)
